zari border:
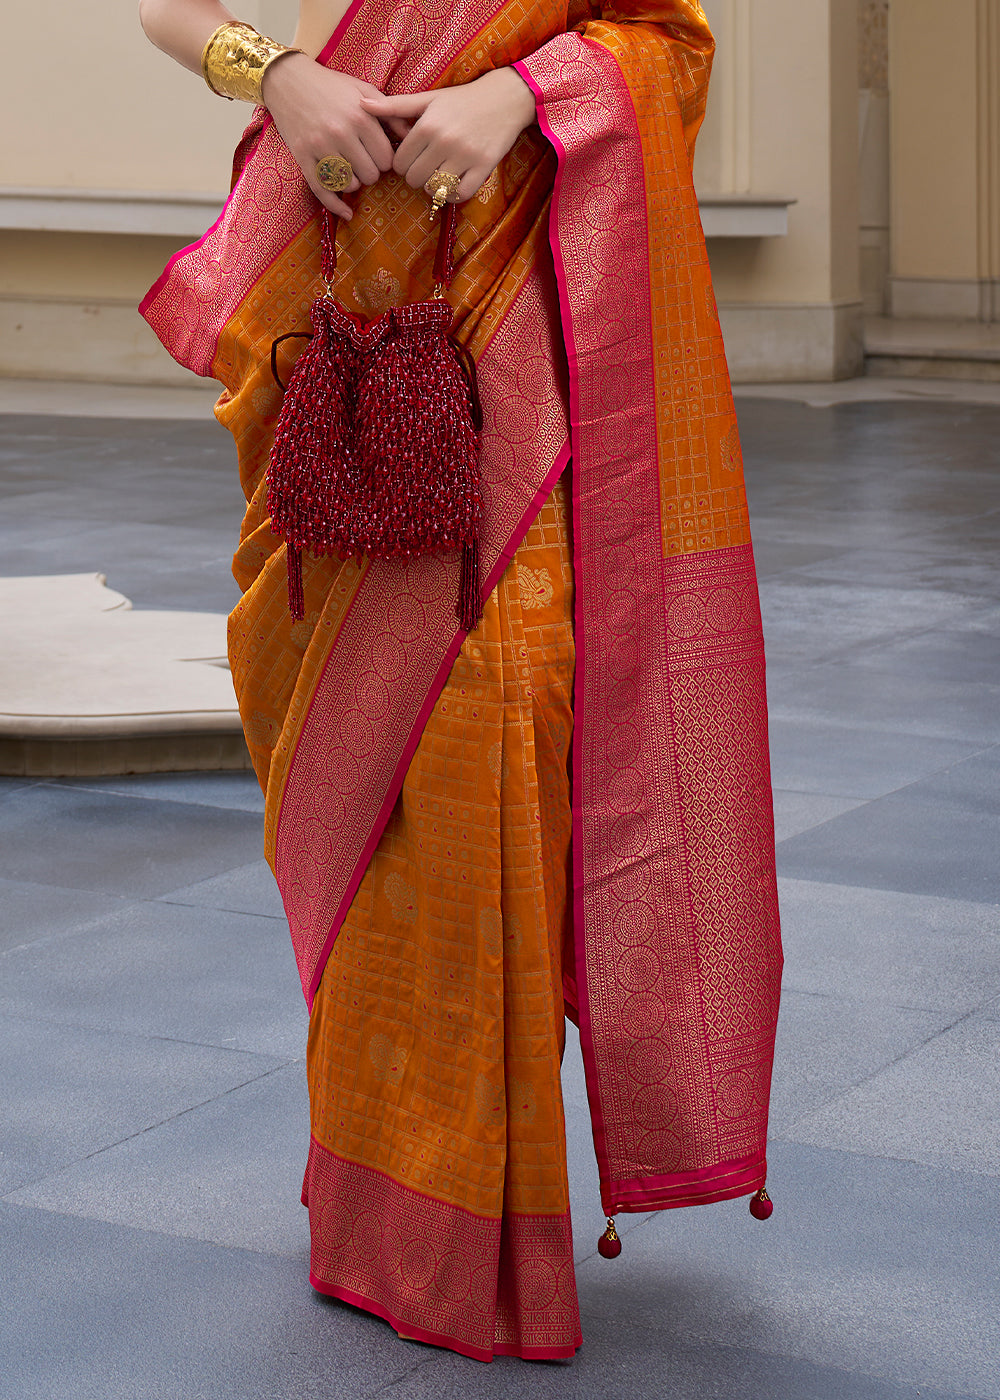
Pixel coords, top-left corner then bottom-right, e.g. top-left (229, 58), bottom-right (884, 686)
top-left (517, 33), bottom-right (781, 1216)
top-left (303, 1137), bottom-right (581, 1362)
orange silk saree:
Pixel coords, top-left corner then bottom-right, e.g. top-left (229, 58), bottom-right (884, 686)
top-left (141, 0), bottom-right (782, 1362)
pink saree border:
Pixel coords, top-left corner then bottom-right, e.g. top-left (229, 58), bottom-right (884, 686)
top-left (518, 31), bottom-right (780, 1216)
top-left (302, 437), bottom-right (570, 1007)
top-left (303, 1135), bottom-right (582, 1362)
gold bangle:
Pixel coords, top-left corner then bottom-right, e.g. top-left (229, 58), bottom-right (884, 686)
top-left (201, 21), bottom-right (302, 104)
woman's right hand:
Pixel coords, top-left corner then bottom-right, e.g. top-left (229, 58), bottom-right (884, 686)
top-left (261, 54), bottom-right (402, 220)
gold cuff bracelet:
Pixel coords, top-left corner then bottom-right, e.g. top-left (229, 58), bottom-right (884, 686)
top-left (201, 21), bottom-right (302, 105)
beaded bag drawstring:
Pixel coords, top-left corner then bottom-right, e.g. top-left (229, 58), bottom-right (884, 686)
top-left (266, 199), bottom-right (482, 628)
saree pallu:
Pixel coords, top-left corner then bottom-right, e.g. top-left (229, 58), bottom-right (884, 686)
top-left (141, 0), bottom-right (783, 1362)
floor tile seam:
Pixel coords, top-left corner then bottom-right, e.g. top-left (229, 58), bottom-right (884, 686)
top-left (772, 784), bottom-right (876, 803)
top-left (775, 870), bottom-right (1000, 908)
top-left (0, 1004), bottom-right (305, 1060)
top-left (0, 1196), bottom-right (307, 1261)
top-left (0, 891), bottom-right (284, 955)
top-left (154, 894), bottom-right (286, 922)
top-left (775, 870), bottom-right (1000, 913)
top-left (776, 984), bottom-right (961, 1018)
top-left (39, 780), bottom-right (258, 810)
top-left (365, 1354), bottom-right (448, 1400)
top-left (768, 693), bottom-right (1000, 730)
top-left (588, 1315), bottom-right (987, 1400)
top-left (777, 737), bottom-right (1000, 807)
top-left (773, 1002), bottom-right (987, 1139)
top-left (650, 1330), bottom-right (987, 1400)
top-left (25, 780), bottom-right (260, 818)
top-left (1, 1059), bottom-right (305, 1200)
top-left (0, 902), bottom-right (143, 959)
top-left (771, 1134), bottom-right (1000, 1188)
top-left (764, 629), bottom-right (994, 671)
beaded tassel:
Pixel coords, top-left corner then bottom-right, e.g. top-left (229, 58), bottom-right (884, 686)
top-left (597, 1216), bottom-right (622, 1258)
top-left (749, 1186), bottom-right (774, 1220)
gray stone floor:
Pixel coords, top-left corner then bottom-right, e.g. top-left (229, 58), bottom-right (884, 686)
top-left (2, 398), bottom-right (999, 1399)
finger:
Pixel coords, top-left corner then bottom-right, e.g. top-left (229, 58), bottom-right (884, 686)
top-left (340, 139), bottom-right (381, 187)
top-left (406, 147), bottom-right (465, 196)
top-left (307, 180), bottom-right (354, 220)
top-left (356, 121), bottom-right (396, 174)
top-left (382, 116), bottom-right (412, 143)
top-left (456, 167), bottom-right (490, 202)
top-left (361, 92), bottom-right (433, 120)
top-left (392, 129), bottom-right (434, 183)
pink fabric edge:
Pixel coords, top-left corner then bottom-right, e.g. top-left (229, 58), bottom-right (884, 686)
top-left (300, 438), bottom-right (572, 1009)
top-left (315, 0), bottom-right (368, 64)
top-left (609, 1154), bottom-right (767, 1214)
top-left (308, 1276), bottom-right (582, 1362)
top-left (137, 122), bottom-right (273, 323)
top-left (513, 47), bottom-right (618, 1212)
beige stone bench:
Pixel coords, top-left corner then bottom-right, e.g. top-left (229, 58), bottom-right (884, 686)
top-left (0, 573), bottom-right (250, 777)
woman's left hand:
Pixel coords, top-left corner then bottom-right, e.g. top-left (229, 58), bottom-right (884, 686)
top-left (360, 67), bottom-right (537, 202)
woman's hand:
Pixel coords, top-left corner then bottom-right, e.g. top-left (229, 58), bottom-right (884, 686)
top-left (261, 54), bottom-right (407, 219)
top-left (360, 67), bottom-right (537, 202)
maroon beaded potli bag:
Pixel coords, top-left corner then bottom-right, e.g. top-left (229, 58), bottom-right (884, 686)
top-left (266, 202), bottom-right (483, 628)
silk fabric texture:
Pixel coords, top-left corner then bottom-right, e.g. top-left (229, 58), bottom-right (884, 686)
top-left (141, 0), bottom-right (782, 1362)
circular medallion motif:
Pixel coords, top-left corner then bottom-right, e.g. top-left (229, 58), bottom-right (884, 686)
top-left (716, 1067), bottom-right (755, 1120)
top-left (435, 1251), bottom-right (472, 1302)
top-left (606, 765), bottom-right (645, 814)
top-left (518, 1258), bottom-right (557, 1311)
top-left (400, 1237), bottom-right (437, 1291)
top-left (404, 553), bottom-right (449, 604)
top-left (317, 1199), bottom-right (353, 1252)
top-left (637, 1127), bottom-right (682, 1174)
top-left (667, 593), bottom-right (708, 638)
top-left (324, 747), bottom-right (360, 794)
top-left (706, 585), bottom-right (746, 634)
top-left (616, 945), bottom-right (660, 994)
top-left (388, 595), bottom-right (426, 644)
top-left (352, 1212), bottom-right (383, 1260)
top-left (627, 1037), bottom-right (673, 1085)
top-left (634, 1083), bottom-right (678, 1130)
top-left (612, 899), bottom-right (654, 948)
top-left (622, 990), bottom-right (667, 1039)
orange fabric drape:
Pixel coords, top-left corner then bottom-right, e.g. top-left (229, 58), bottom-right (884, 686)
top-left (303, 477), bottom-right (581, 1357)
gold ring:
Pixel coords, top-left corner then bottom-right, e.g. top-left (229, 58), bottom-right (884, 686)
top-left (425, 169), bottom-right (462, 217)
top-left (315, 155), bottom-right (353, 193)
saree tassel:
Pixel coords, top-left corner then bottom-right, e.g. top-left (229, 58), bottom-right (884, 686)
top-left (597, 1216), bottom-right (622, 1259)
top-left (286, 543), bottom-right (305, 621)
top-left (458, 536), bottom-right (481, 631)
top-left (749, 1187), bottom-right (773, 1220)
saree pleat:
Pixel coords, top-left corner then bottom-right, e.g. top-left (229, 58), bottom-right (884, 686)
top-left (303, 477), bottom-right (580, 1360)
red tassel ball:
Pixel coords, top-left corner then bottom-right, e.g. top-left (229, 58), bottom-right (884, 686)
top-left (598, 1218), bottom-right (622, 1258)
top-left (749, 1187), bottom-right (773, 1220)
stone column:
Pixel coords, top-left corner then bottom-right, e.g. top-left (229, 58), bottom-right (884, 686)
top-left (859, 0), bottom-right (890, 315)
top-left (889, 0), bottom-right (1000, 319)
top-left (698, 0), bottom-right (863, 380)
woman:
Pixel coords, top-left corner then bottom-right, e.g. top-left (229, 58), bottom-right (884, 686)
top-left (139, 0), bottom-right (782, 1362)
